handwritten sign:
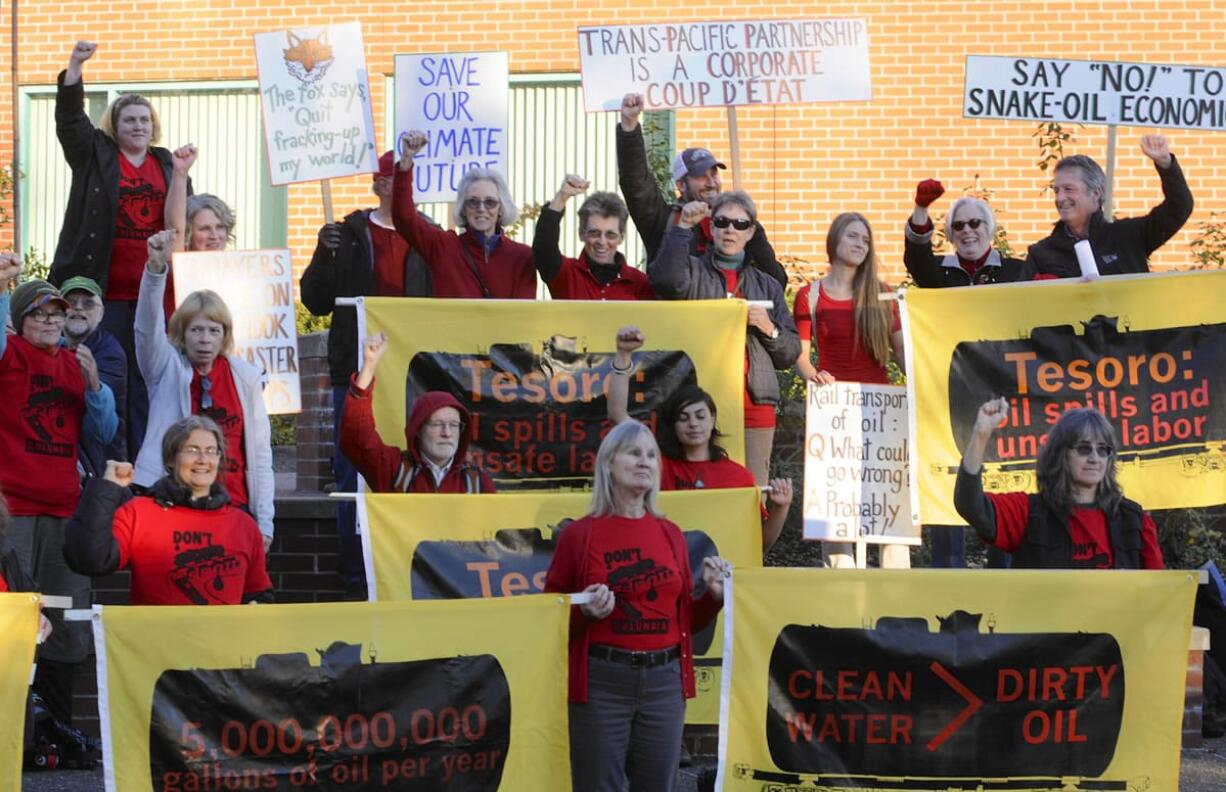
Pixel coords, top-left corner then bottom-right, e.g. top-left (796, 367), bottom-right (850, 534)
top-left (803, 383), bottom-right (916, 544)
top-left (964, 56), bottom-right (1226, 131)
top-left (254, 21), bottom-right (378, 185)
top-left (576, 19), bottom-right (871, 112)
top-left (173, 250), bottom-right (301, 415)
top-left (394, 52), bottom-right (509, 202)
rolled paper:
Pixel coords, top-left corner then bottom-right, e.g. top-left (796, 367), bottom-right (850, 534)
top-left (1074, 239), bottom-right (1099, 279)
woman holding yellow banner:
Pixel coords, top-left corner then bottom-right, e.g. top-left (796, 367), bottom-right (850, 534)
top-left (544, 420), bottom-right (729, 792)
top-left (954, 398), bottom-right (1164, 569)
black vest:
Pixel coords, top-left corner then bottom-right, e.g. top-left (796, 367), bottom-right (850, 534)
top-left (1013, 495), bottom-right (1144, 569)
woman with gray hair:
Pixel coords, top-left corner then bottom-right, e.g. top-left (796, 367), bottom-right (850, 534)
top-left (903, 179), bottom-right (1032, 286)
top-left (544, 420), bottom-right (729, 792)
top-left (391, 130), bottom-right (535, 298)
top-left (64, 414), bottom-right (273, 604)
top-left (953, 399), bottom-right (1163, 569)
top-left (649, 189), bottom-right (800, 486)
top-left (164, 144), bottom-right (236, 252)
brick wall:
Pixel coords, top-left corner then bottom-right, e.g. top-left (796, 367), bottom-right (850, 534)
top-left (2, 2), bottom-right (1224, 285)
top-left (295, 331), bottom-right (334, 492)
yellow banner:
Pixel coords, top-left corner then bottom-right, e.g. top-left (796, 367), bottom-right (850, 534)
top-left (901, 271), bottom-right (1226, 524)
top-left (360, 488), bottom-right (763, 724)
top-left (0, 593), bottom-right (38, 792)
top-left (360, 297), bottom-right (748, 489)
top-left (97, 597), bottom-right (570, 790)
top-left (717, 568), bottom-right (1196, 791)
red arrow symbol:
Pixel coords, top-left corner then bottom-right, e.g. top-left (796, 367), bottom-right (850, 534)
top-left (926, 661), bottom-right (983, 752)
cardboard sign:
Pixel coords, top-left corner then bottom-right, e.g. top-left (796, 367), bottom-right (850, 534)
top-left (716, 568), bottom-right (1196, 791)
top-left (577, 19), bottom-right (872, 111)
top-left (803, 383), bottom-right (916, 544)
top-left (173, 250), bottom-right (301, 414)
top-left (964, 55), bottom-right (1226, 130)
top-left (394, 52), bottom-right (509, 202)
top-left (255, 21), bottom-right (378, 185)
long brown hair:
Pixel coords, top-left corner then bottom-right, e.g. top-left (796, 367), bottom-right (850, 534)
top-left (824, 212), bottom-right (892, 367)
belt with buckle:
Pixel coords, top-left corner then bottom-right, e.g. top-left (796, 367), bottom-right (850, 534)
top-left (589, 644), bottom-right (680, 668)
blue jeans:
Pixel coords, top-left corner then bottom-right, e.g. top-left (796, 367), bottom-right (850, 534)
top-left (927, 525), bottom-right (966, 568)
top-left (332, 384), bottom-right (365, 589)
top-left (568, 654), bottom-right (686, 792)
top-left (102, 299), bottom-right (148, 458)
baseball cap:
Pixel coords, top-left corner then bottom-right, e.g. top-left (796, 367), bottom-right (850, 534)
top-left (59, 275), bottom-right (103, 299)
top-left (375, 150), bottom-right (395, 181)
top-left (10, 280), bottom-right (68, 326)
top-left (671, 148), bottom-right (726, 181)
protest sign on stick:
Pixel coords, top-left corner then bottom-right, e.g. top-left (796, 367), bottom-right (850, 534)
top-left (394, 52), bottom-right (509, 203)
top-left (254, 21), bottom-right (378, 190)
top-left (802, 382), bottom-right (916, 546)
top-left (577, 19), bottom-right (871, 112)
top-left (173, 250), bottom-right (301, 414)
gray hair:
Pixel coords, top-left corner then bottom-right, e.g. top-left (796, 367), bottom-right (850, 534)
top-left (161, 414), bottom-right (226, 470)
top-left (588, 420), bottom-right (663, 519)
top-left (186, 194), bottom-right (237, 246)
top-left (452, 168), bottom-right (519, 229)
top-left (578, 191), bottom-right (629, 235)
top-left (944, 197), bottom-right (997, 243)
top-left (710, 190), bottom-right (757, 223)
top-left (1054, 155), bottom-right (1106, 210)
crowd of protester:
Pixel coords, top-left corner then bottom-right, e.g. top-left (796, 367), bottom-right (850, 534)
top-left (0, 41), bottom-right (1196, 781)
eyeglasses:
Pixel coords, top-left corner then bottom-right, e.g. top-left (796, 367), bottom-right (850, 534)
top-left (951, 219), bottom-right (985, 232)
top-left (712, 216), bottom-right (753, 231)
top-left (583, 229), bottom-right (623, 242)
top-left (181, 445), bottom-right (222, 459)
top-left (200, 375), bottom-right (213, 410)
top-left (463, 197), bottom-right (500, 211)
top-left (423, 420), bottom-right (462, 433)
top-left (1071, 442), bottom-right (1114, 459)
top-left (27, 310), bottom-right (66, 323)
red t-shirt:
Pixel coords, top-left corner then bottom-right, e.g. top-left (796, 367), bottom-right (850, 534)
top-left (0, 338), bottom-right (86, 516)
top-left (584, 514), bottom-right (685, 651)
top-left (107, 154), bottom-right (167, 301)
top-left (720, 269), bottom-right (776, 429)
top-left (662, 455), bottom-right (767, 518)
top-left (191, 357), bottom-right (248, 507)
top-left (547, 256), bottom-right (656, 301)
top-left (368, 215), bottom-right (411, 296)
top-left (0, 574), bottom-right (8, 593)
top-left (113, 496), bottom-right (271, 605)
top-left (985, 492), bottom-right (1165, 569)
top-left (793, 282), bottom-right (900, 385)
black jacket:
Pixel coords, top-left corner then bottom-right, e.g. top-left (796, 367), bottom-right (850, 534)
top-left (953, 465), bottom-right (1145, 569)
top-left (49, 72), bottom-right (186, 291)
top-left (649, 225), bottom-right (800, 407)
top-left (77, 325), bottom-right (128, 476)
top-left (616, 124), bottom-right (787, 288)
top-left (902, 221), bottom-right (1033, 286)
top-left (1025, 156), bottom-right (1193, 278)
top-left (300, 208), bottom-right (435, 385)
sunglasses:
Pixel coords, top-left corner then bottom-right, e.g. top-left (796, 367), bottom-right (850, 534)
top-left (463, 197), bottom-right (500, 211)
top-left (951, 218), bottom-right (985, 232)
top-left (1070, 442), bottom-right (1114, 459)
top-left (712, 216), bottom-right (753, 231)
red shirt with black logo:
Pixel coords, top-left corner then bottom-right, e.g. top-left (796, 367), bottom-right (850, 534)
top-left (0, 338), bottom-right (86, 516)
top-left (107, 155), bottom-right (167, 301)
top-left (190, 357), bottom-right (248, 507)
top-left (985, 492), bottom-right (1164, 569)
top-left (113, 496), bottom-right (271, 605)
top-left (368, 215), bottom-right (411, 296)
top-left (584, 514), bottom-right (684, 651)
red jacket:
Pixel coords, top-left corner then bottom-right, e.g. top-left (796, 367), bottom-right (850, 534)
top-left (543, 512), bottom-right (722, 703)
top-left (392, 165), bottom-right (536, 299)
top-left (340, 378), bottom-right (495, 494)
